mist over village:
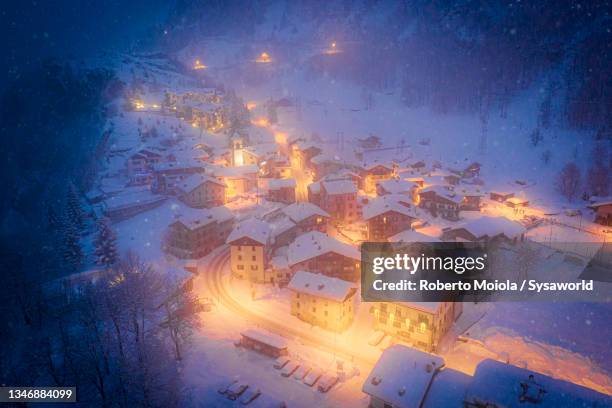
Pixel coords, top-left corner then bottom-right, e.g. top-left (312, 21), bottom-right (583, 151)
top-left (1, 1), bottom-right (611, 407)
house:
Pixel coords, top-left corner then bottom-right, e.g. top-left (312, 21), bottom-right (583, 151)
top-left (464, 359), bottom-right (612, 408)
top-left (362, 160), bottom-right (396, 194)
top-left (363, 196), bottom-right (417, 241)
top-left (442, 216), bottom-right (525, 243)
top-left (291, 140), bottom-right (322, 168)
top-left (263, 153), bottom-right (292, 178)
top-left (377, 179), bottom-right (419, 198)
top-left (165, 206), bottom-right (234, 259)
top-left (102, 188), bottom-right (167, 222)
top-left (462, 162), bottom-right (481, 178)
top-left (152, 160), bottom-right (205, 194)
top-left (127, 149), bottom-right (162, 176)
top-left (281, 202), bottom-right (330, 233)
top-left (457, 187), bottom-right (484, 211)
top-left (505, 196), bottom-right (529, 208)
top-left (588, 199), bottom-right (612, 226)
top-left (287, 231), bottom-right (361, 281)
top-left (239, 329), bottom-right (288, 358)
top-left (309, 153), bottom-right (346, 180)
top-left (419, 186), bottom-right (462, 220)
top-left (242, 143), bottom-right (278, 165)
top-left (288, 271), bottom-right (357, 332)
top-left (268, 178), bottom-right (297, 204)
top-left (389, 229), bottom-right (441, 243)
top-left (227, 218), bottom-right (272, 282)
top-left (490, 191), bottom-right (514, 202)
top-left (363, 346), bottom-right (611, 408)
top-left (175, 174), bottom-right (226, 208)
top-left (362, 345), bottom-right (445, 408)
top-left (319, 179), bottom-right (362, 223)
top-left (210, 164), bottom-right (258, 198)
top-left (371, 302), bottom-right (461, 352)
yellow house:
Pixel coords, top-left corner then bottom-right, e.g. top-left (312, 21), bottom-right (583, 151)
top-left (226, 218), bottom-right (271, 282)
top-left (288, 271), bottom-right (357, 333)
top-left (371, 302), bottom-right (461, 352)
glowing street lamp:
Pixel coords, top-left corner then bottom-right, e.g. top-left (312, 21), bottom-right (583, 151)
top-left (193, 59), bottom-right (207, 70)
top-left (325, 41), bottom-right (341, 55)
top-left (256, 52), bottom-right (272, 63)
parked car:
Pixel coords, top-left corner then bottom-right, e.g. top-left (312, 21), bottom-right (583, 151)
top-left (227, 381), bottom-right (249, 400)
top-left (273, 356), bottom-right (290, 369)
top-left (281, 361), bottom-right (300, 377)
top-left (239, 387), bottom-right (261, 405)
top-left (293, 365), bottom-right (311, 380)
top-left (317, 374), bottom-right (338, 393)
top-left (217, 379), bottom-right (237, 394)
top-left (303, 369), bottom-right (322, 387)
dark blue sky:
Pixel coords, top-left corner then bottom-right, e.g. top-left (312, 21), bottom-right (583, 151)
top-left (1, 0), bottom-right (174, 85)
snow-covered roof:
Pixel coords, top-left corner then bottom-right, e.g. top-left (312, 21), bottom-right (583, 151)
top-left (465, 359), bottom-right (612, 408)
top-left (310, 152), bottom-right (342, 165)
top-left (282, 202), bottom-right (330, 223)
top-left (269, 178), bottom-right (297, 189)
top-left (172, 205), bottom-right (234, 229)
top-left (243, 143), bottom-right (278, 158)
top-left (176, 173), bottom-right (225, 193)
top-left (395, 302), bottom-right (442, 314)
top-left (378, 179), bottom-right (418, 194)
top-left (420, 185), bottom-right (463, 204)
top-left (422, 368), bottom-right (471, 408)
top-left (288, 271), bottom-right (356, 301)
top-left (459, 216), bottom-right (525, 239)
top-left (153, 157), bottom-right (203, 172)
top-left (321, 179), bottom-right (357, 195)
top-left (362, 345), bottom-right (444, 408)
top-left (389, 229), bottom-right (440, 243)
top-left (362, 158), bottom-right (395, 171)
top-left (287, 231), bottom-right (360, 266)
top-left (103, 189), bottom-right (166, 211)
top-left (362, 195), bottom-right (415, 220)
top-left (227, 218), bottom-right (271, 245)
top-left (240, 329), bottom-right (288, 350)
top-left (506, 196), bottom-right (529, 205)
top-left (210, 164), bottom-right (259, 178)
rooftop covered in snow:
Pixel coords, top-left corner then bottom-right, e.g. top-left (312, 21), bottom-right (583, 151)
top-left (321, 179), bottom-right (357, 195)
top-left (288, 271), bottom-right (356, 301)
top-left (281, 202), bottom-right (330, 223)
top-left (362, 345), bottom-right (444, 408)
top-left (362, 195), bottom-right (415, 220)
top-left (287, 231), bottom-right (360, 266)
top-left (226, 217), bottom-right (271, 245)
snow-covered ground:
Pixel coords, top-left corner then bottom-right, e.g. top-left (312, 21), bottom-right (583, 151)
top-left (82, 49), bottom-right (611, 405)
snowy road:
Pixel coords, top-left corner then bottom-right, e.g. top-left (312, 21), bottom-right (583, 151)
top-left (198, 247), bottom-right (379, 368)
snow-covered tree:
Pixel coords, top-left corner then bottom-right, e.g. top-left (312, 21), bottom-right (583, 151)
top-left (93, 217), bottom-right (118, 268)
top-left (556, 162), bottom-right (581, 202)
top-left (160, 282), bottom-right (202, 361)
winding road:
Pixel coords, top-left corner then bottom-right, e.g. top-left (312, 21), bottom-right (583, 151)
top-left (198, 247), bottom-right (378, 367)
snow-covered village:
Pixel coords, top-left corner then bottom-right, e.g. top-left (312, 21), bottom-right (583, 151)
top-left (1, 1), bottom-right (611, 407)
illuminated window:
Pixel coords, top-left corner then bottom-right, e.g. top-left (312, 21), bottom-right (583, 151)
top-left (419, 322), bottom-right (427, 333)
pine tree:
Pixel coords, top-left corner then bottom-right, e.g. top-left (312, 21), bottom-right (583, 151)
top-left (94, 218), bottom-right (118, 268)
top-left (63, 222), bottom-right (83, 272)
top-left (66, 183), bottom-right (84, 231)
